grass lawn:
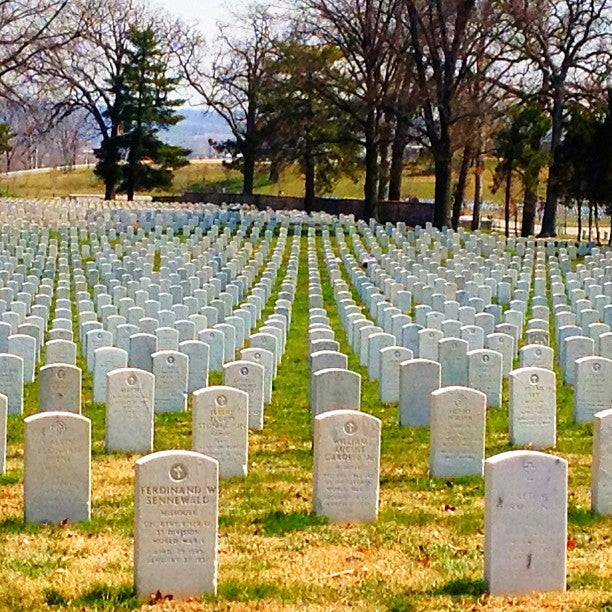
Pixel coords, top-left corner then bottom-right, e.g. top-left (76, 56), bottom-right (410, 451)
top-left (0, 217), bottom-right (609, 611)
top-left (0, 160), bottom-right (511, 207)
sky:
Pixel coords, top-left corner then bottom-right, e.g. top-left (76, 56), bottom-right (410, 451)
top-left (153, 0), bottom-right (229, 43)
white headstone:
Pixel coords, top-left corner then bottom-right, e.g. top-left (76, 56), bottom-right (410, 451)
top-left (0, 353), bottom-right (23, 415)
top-left (484, 450), bottom-right (567, 595)
top-left (379, 346), bottom-right (412, 403)
top-left (152, 350), bottom-right (188, 412)
top-left (467, 349), bottom-right (502, 408)
top-left (313, 409), bottom-right (380, 523)
top-left (223, 360), bottom-right (265, 430)
top-left (312, 368), bottom-right (361, 417)
top-left (24, 412), bottom-right (91, 523)
top-left (509, 367), bottom-right (556, 449)
top-left (573, 356), bottom-right (612, 423)
top-left (106, 368), bottom-right (154, 452)
top-left (192, 386), bottom-right (248, 479)
top-left (592, 408), bottom-right (612, 515)
top-left (399, 359), bottom-right (440, 426)
top-left (38, 364), bottom-right (81, 414)
top-left (134, 450), bottom-right (218, 599)
top-left (429, 386), bottom-right (486, 477)
top-left (0, 394), bottom-right (6, 473)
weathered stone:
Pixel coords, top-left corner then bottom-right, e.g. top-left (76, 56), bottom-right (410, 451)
top-left (192, 386), bottom-right (248, 479)
top-left (134, 450), bottom-right (218, 599)
top-left (313, 409), bottom-right (380, 523)
top-left (429, 386), bottom-right (486, 477)
top-left (24, 412), bottom-right (91, 523)
top-left (485, 450), bottom-right (567, 595)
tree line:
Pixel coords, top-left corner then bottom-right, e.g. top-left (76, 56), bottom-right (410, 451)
top-left (0, 0), bottom-right (611, 238)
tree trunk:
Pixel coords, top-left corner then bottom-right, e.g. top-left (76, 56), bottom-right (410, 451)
top-left (504, 172), bottom-right (512, 238)
top-left (377, 143), bottom-right (390, 202)
top-left (588, 199), bottom-right (593, 241)
top-left (242, 152), bottom-right (255, 195)
top-left (471, 157), bottom-right (482, 231)
top-left (433, 144), bottom-right (452, 229)
top-left (521, 187), bottom-right (537, 237)
top-left (540, 95), bottom-right (564, 237)
top-left (594, 201), bottom-right (600, 244)
top-left (363, 110), bottom-right (379, 220)
top-left (303, 155), bottom-right (315, 214)
top-left (125, 136), bottom-right (138, 202)
top-left (268, 159), bottom-right (280, 183)
top-left (388, 117), bottom-right (410, 200)
top-left (451, 144), bottom-right (471, 230)
top-left (577, 199), bottom-right (582, 240)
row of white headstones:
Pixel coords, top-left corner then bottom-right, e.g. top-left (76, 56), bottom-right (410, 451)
top-left (0, 199), bottom-right (610, 599)
top-left (305, 218), bottom-right (611, 596)
top-left (0, 201), bottom-right (313, 598)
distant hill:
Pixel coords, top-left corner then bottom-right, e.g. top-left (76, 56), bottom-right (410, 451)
top-left (162, 108), bottom-right (233, 157)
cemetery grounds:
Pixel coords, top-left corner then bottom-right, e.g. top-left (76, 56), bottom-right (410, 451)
top-left (0, 198), bottom-right (610, 611)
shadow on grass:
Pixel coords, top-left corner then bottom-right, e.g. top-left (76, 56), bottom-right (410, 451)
top-left (0, 517), bottom-right (41, 534)
top-left (378, 509), bottom-right (437, 527)
top-left (430, 578), bottom-right (485, 597)
top-left (568, 506), bottom-right (607, 527)
top-left (207, 581), bottom-right (294, 603)
top-left (0, 473), bottom-right (20, 485)
top-left (72, 584), bottom-right (138, 609)
top-left (386, 594), bottom-right (419, 612)
top-left (257, 510), bottom-right (327, 535)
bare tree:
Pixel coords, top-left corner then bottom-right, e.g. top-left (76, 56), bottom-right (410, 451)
top-left (302, 0), bottom-right (404, 218)
top-left (177, 3), bottom-right (281, 196)
top-left (494, 0), bottom-right (612, 236)
top-left (397, 0), bottom-right (498, 229)
top-left (0, 0), bottom-right (83, 89)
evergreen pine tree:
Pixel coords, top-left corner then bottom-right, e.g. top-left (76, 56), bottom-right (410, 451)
top-left (94, 27), bottom-right (190, 200)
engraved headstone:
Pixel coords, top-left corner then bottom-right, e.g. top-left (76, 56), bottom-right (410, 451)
top-left (430, 386), bottom-right (486, 477)
top-left (484, 450), bottom-right (567, 595)
top-left (106, 368), bottom-right (154, 452)
top-left (179, 340), bottom-right (209, 394)
top-left (223, 360), bottom-right (265, 430)
top-left (240, 347), bottom-right (274, 404)
top-left (439, 338), bottom-right (468, 387)
top-left (93, 347), bottom-right (128, 403)
top-left (313, 409), bottom-right (380, 523)
top-left (8, 333), bottom-right (36, 383)
top-left (0, 353), bottom-right (23, 414)
top-left (573, 357), bottom-right (612, 423)
top-left (592, 408), bottom-right (612, 515)
top-left (520, 344), bottom-right (554, 370)
top-left (192, 386), bottom-right (249, 478)
top-left (398, 359), bottom-right (440, 427)
top-left (509, 367), bottom-right (556, 449)
top-left (134, 450), bottom-right (218, 599)
top-left (38, 364), bottom-right (81, 414)
top-left (0, 394), bottom-right (6, 473)
top-left (152, 350), bottom-right (188, 413)
top-left (379, 346), bottom-right (413, 403)
top-left (467, 349), bottom-right (502, 408)
top-left (24, 412), bottom-right (91, 523)
top-left (312, 368), bottom-right (361, 417)
top-left (45, 338), bottom-right (77, 366)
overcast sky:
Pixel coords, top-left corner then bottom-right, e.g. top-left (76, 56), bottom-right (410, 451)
top-left (153, 0), bottom-right (229, 42)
